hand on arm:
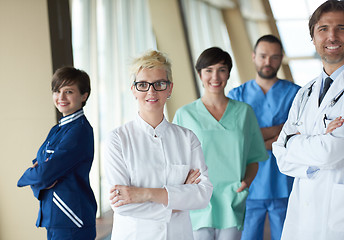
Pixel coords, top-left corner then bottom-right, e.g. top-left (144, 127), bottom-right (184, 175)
top-left (30, 157), bottom-right (58, 189)
top-left (326, 116), bottom-right (344, 134)
top-left (261, 124), bottom-right (284, 150)
top-left (33, 157), bottom-right (58, 189)
top-left (264, 135), bottom-right (279, 150)
top-left (171, 169), bottom-right (201, 213)
top-left (19, 125), bottom-right (92, 190)
top-left (46, 180), bottom-right (58, 189)
top-left (110, 185), bottom-right (168, 207)
top-left (261, 124), bottom-right (283, 140)
top-left (109, 169), bottom-right (202, 208)
top-left (31, 161), bottom-right (38, 168)
top-left (237, 162), bottom-right (258, 193)
top-left (184, 169), bottom-right (201, 184)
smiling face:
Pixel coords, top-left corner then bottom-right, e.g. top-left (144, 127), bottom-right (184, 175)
top-left (313, 11), bottom-right (344, 73)
top-left (132, 68), bottom-right (173, 118)
top-left (199, 62), bottom-right (229, 94)
top-left (53, 84), bottom-right (88, 116)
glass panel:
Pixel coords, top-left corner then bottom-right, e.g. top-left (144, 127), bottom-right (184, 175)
top-left (289, 59), bottom-right (322, 87)
top-left (181, 0), bottom-right (241, 96)
top-left (268, 0), bottom-right (326, 88)
top-left (70, 0), bottom-right (156, 215)
top-left (70, 0), bottom-right (102, 217)
top-left (269, 0), bottom-right (308, 19)
top-left (305, 0), bottom-right (327, 15)
top-left (276, 20), bottom-right (315, 57)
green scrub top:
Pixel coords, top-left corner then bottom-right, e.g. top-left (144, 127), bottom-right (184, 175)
top-left (173, 98), bottom-right (268, 230)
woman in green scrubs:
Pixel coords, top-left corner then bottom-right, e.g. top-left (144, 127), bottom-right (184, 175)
top-left (173, 47), bottom-right (268, 240)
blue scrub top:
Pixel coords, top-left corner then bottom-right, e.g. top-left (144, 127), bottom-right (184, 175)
top-left (228, 79), bottom-right (300, 199)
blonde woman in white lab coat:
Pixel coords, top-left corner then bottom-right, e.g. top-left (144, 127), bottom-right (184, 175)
top-left (104, 50), bottom-right (213, 240)
top-left (272, 1), bottom-right (344, 239)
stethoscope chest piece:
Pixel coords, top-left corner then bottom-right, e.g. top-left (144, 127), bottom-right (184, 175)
top-left (293, 121), bottom-right (303, 126)
top-left (329, 90), bottom-right (344, 107)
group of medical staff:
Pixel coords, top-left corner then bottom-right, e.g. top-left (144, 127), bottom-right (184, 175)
top-left (17, 0), bottom-right (344, 240)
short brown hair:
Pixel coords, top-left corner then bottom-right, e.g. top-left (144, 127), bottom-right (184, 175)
top-left (309, 0), bottom-right (344, 38)
top-left (51, 66), bottom-right (91, 107)
top-left (253, 34), bottom-right (283, 54)
top-left (195, 47), bottom-right (233, 75)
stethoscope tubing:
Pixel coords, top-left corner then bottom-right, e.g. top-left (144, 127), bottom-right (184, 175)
top-left (294, 81), bottom-right (343, 126)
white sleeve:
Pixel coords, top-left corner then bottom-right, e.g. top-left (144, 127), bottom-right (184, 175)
top-left (273, 88), bottom-right (344, 178)
top-left (103, 131), bottom-right (171, 221)
top-left (272, 89), bottom-right (312, 179)
top-left (283, 131), bottom-right (344, 170)
top-left (103, 131), bottom-right (130, 188)
top-left (164, 132), bottom-right (213, 210)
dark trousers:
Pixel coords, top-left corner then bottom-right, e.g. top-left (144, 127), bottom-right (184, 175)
top-left (47, 226), bottom-right (96, 240)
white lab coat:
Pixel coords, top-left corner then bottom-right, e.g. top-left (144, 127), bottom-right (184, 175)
top-left (272, 72), bottom-right (344, 240)
top-left (104, 114), bottom-right (213, 240)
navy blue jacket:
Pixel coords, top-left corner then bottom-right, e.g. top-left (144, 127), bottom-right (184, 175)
top-left (18, 109), bottom-right (97, 228)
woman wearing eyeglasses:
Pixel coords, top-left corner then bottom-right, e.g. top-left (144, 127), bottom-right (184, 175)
top-left (104, 50), bottom-right (213, 240)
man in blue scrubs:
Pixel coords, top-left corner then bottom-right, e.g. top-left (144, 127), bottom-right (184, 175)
top-left (228, 35), bottom-right (300, 240)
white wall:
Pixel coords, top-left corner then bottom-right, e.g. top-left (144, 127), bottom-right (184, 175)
top-left (0, 0), bottom-right (54, 239)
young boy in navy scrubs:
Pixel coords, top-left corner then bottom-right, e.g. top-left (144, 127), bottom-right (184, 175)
top-left (18, 67), bottom-right (97, 240)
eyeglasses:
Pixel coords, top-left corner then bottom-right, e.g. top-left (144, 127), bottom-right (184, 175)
top-left (133, 81), bottom-right (171, 92)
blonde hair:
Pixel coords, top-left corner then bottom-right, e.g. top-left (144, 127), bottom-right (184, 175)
top-left (130, 50), bottom-right (173, 83)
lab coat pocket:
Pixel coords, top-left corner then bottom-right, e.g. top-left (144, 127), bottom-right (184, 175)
top-left (298, 179), bottom-right (320, 230)
top-left (328, 183), bottom-right (344, 232)
top-left (166, 164), bottom-right (190, 185)
top-left (324, 118), bottom-right (332, 130)
top-left (325, 111), bottom-right (344, 137)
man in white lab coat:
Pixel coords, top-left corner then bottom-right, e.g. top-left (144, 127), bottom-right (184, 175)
top-left (272, 1), bottom-right (344, 239)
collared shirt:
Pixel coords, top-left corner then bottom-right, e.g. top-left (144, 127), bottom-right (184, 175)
top-left (320, 64), bottom-right (344, 96)
top-left (104, 114), bottom-right (213, 240)
top-left (59, 108), bottom-right (85, 126)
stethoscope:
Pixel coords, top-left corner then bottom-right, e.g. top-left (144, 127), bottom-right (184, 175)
top-left (293, 81), bottom-right (344, 126)
top-left (330, 89), bottom-right (344, 107)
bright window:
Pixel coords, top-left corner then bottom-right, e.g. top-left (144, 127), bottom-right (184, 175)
top-left (269, 0), bottom-right (326, 86)
top-left (70, 0), bottom-right (156, 215)
top-left (180, 0), bottom-right (241, 95)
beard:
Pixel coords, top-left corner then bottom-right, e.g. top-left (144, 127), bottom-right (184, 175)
top-left (315, 40), bottom-right (344, 65)
top-left (257, 66), bottom-right (278, 79)
top-left (322, 53), bottom-right (344, 65)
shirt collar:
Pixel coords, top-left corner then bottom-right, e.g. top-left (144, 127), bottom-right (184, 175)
top-left (322, 64), bottom-right (344, 82)
top-left (135, 113), bottom-right (168, 138)
top-left (59, 109), bottom-right (84, 127)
